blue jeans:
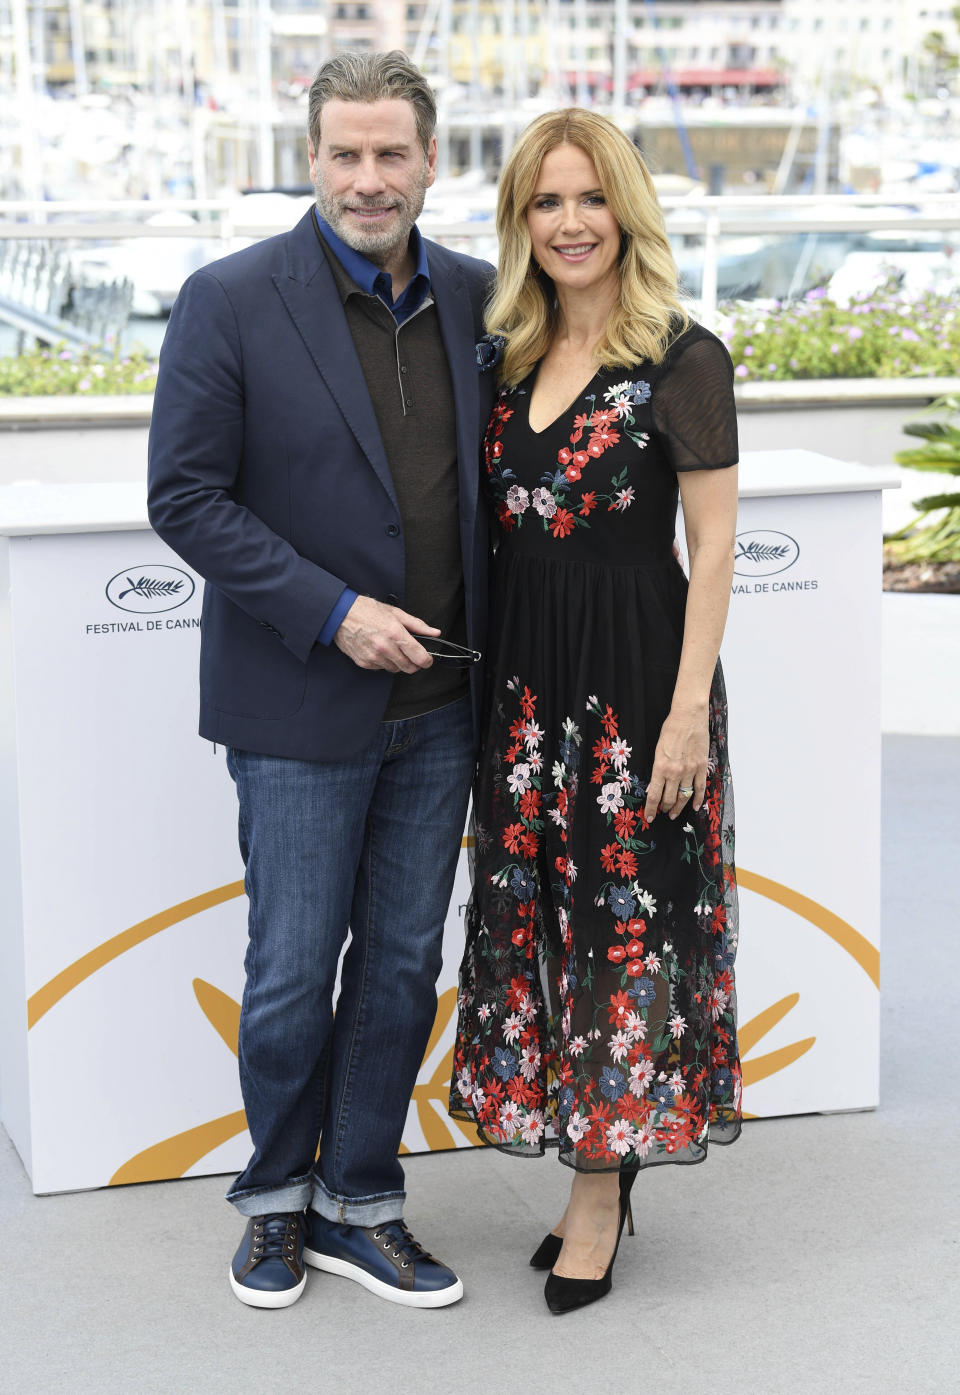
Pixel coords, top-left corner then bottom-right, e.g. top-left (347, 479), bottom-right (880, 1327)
top-left (224, 696), bottom-right (473, 1225)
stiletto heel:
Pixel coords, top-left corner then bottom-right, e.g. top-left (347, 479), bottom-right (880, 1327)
top-left (544, 1171), bottom-right (637, 1315)
top-left (620, 1170), bottom-right (636, 1237)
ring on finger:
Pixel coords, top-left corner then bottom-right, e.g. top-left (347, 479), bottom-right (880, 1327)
top-left (679, 785), bottom-right (694, 798)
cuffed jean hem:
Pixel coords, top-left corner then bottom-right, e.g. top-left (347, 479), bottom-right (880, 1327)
top-left (227, 1172), bottom-right (314, 1218)
top-left (311, 1176), bottom-right (405, 1228)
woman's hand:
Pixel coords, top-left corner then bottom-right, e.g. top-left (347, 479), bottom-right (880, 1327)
top-left (644, 705), bottom-right (709, 823)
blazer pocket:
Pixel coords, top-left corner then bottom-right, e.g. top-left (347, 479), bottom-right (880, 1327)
top-left (200, 601), bottom-right (309, 720)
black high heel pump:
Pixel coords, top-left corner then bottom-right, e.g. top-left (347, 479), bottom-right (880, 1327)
top-left (542, 1171), bottom-right (637, 1315)
top-left (529, 1187), bottom-right (635, 1270)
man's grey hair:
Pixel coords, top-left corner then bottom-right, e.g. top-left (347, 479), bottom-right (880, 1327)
top-left (307, 50), bottom-right (437, 157)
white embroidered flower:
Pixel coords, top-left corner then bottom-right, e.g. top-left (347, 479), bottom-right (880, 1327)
top-left (604, 379), bottom-right (633, 410)
top-left (505, 484), bottom-right (529, 514)
top-left (520, 1109), bottom-right (545, 1145)
top-left (625, 1010), bottom-right (647, 1042)
top-left (547, 806), bottom-right (567, 829)
top-left (522, 721), bottom-right (544, 752)
top-left (520, 1043), bottom-right (542, 1081)
top-left (668, 1013), bottom-right (687, 1039)
top-left (635, 887), bottom-right (657, 916)
top-left (608, 1029), bottom-right (631, 1063)
top-left (499, 1101), bottom-right (521, 1138)
top-left (614, 486), bottom-right (635, 512)
top-left (566, 1111), bottom-right (591, 1143)
top-left (608, 737), bottom-right (632, 772)
top-left (456, 1067), bottom-right (473, 1101)
top-left (531, 487), bottom-right (557, 518)
top-left (669, 1068), bottom-right (685, 1096)
top-left (606, 1119), bottom-right (636, 1156)
top-left (564, 857), bottom-right (578, 883)
top-left (519, 993), bottom-right (537, 1024)
top-left (629, 1057), bottom-right (656, 1096)
top-left (710, 987), bottom-right (730, 1021)
top-left (569, 1035), bottom-right (587, 1057)
top-left (643, 951), bottom-right (661, 975)
top-left (477, 1002), bottom-right (492, 1021)
top-left (634, 1120), bottom-right (655, 1158)
top-left (528, 752), bottom-right (543, 774)
top-left (502, 1012), bottom-right (523, 1044)
top-left (598, 781), bottom-right (625, 814)
top-left (507, 762), bottom-right (532, 795)
top-left (471, 1084), bottom-right (485, 1112)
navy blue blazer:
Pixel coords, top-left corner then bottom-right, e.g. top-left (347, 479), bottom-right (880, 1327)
top-left (147, 209), bottom-right (495, 760)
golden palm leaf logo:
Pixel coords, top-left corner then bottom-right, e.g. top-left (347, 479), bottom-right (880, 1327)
top-left (24, 865), bottom-right (878, 1187)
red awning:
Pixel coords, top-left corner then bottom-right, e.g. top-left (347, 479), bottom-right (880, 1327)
top-left (628, 68), bottom-right (785, 88)
top-left (563, 68), bottom-right (785, 91)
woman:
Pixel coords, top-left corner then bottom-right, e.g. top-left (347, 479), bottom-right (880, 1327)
top-left (449, 109), bottom-right (742, 1314)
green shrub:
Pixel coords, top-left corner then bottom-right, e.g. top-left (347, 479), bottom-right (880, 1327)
top-left (0, 343), bottom-right (157, 396)
top-left (719, 281), bottom-right (960, 381)
top-left (886, 394), bottom-right (960, 563)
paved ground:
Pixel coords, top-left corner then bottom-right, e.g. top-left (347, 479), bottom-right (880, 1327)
top-left (1, 734), bottom-right (956, 1395)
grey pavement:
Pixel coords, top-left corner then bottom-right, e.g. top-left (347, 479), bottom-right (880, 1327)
top-left (1, 734), bottom-right (957, 1395)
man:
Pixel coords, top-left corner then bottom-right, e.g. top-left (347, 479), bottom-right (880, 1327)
top-left (148, 50), bottom-right (494, 1310)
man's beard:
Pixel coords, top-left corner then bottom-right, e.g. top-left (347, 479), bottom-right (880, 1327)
top-left (313, 166), bottom-right (429, 266)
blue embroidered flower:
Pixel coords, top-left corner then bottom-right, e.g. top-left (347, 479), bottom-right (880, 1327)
top-left (476, 333), bottom-right (506, 372)
top-left (600, 1066), bottom-right (626, 1101)
top-left (558, 1085), bottom-right (575, 1116)
top-left (630, 380), bottom-right (652, 405)
top-left (607, 885), bottom-right (636, 921)
top-left (652, 1082), bottom-right (673, 1110)
top-left (713, 1068), bottom-right (731, 1096)
top-left (510, 867), bottom-right (535, 902)
top-left (493, 1047), bottom-right (518, 1080)
top-left (628, 976), bottom-right (657, 1008)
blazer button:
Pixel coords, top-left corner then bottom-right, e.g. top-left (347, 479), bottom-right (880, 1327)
top-left (386, 523), bottom-right (400, 537)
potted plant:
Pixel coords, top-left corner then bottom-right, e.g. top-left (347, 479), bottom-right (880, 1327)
top-left (884, 394), bottom-right (960, 593)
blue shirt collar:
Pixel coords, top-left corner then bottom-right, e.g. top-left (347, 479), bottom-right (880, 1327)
top-left (313, 208), bottom-right (431, 323)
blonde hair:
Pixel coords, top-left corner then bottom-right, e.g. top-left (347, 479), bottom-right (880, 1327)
top-left (487, 109), bottom-right (688, 386)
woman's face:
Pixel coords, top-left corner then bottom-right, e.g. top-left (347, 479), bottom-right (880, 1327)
top-left (526, 143), bottom-right (622, 296)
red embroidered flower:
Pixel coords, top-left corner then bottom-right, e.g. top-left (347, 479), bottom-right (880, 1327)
top-left (502, 822), bottom-right (525, 852)
top-left (615, 848), bottom-right (638, 878)
top-left (600, 842), bottom-right (620, 873)
top-left (549, 508), bottom-right (575, 538)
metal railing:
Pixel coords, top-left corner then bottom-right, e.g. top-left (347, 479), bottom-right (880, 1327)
top-left (2, 193), bottom-right (959, 334)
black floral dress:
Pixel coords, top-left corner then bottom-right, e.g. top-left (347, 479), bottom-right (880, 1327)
top-left (449, 323), bottom-right (742, 1172)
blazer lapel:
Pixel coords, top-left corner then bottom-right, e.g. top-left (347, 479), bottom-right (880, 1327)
top-left (272, 210), bottom-right (398, 508)
top-left (427, 244), bottom-right (481, 575)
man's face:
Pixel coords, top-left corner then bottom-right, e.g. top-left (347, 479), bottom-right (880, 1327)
top-left (308, 98), bottom-right (437, 266)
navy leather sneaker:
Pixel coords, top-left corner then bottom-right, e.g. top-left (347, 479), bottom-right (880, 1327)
top-left (302, 1209), bottom-right (463, 1308)
top-left (229, 1211), bottom-right (307, 1309)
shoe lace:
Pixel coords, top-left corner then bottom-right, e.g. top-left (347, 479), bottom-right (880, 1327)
top-left (370, 1220), bottom-right (433, 1270)
top-left (251, 1212), bottom-right (301, 1263)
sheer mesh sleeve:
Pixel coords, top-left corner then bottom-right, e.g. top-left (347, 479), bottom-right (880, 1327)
top-left (652, 332), bottom-right (739, 472)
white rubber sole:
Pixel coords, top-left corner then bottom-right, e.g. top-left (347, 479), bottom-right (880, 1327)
top-left (228, 1265), bottom-right (307, 1309)
top-left (302, 1248), bottom-right (464, 1308)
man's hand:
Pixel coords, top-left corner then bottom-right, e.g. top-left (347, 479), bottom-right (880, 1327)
top-left (334, 596), bottom-right (439, 673)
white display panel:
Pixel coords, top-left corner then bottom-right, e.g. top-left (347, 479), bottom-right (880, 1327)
top-left (0, 463), bottom-right (882, 1193)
